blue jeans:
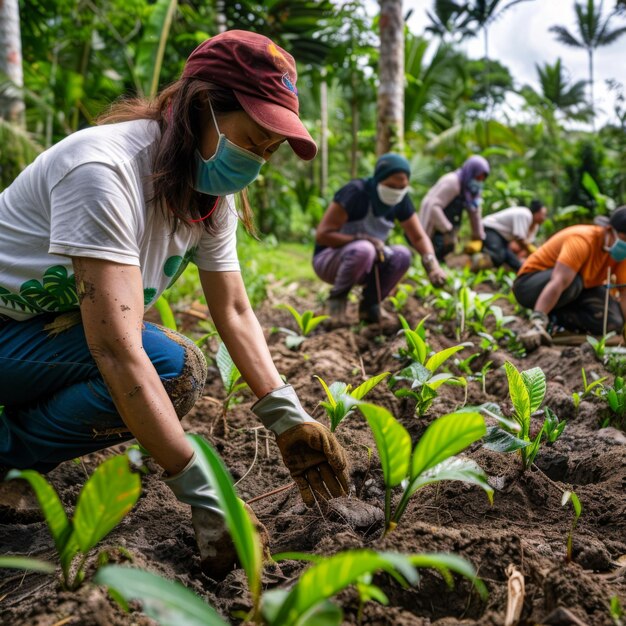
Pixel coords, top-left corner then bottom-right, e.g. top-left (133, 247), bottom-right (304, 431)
top-left (0, 314), bottom-right (207, 473)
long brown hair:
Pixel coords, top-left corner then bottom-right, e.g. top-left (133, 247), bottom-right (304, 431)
top-left (97, 79), bottom-right (256, 235)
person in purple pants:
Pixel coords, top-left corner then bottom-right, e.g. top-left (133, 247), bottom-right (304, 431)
top-left (313, 153), bottom-right (447, 324)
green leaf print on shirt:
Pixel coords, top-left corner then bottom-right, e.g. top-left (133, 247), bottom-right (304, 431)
top-left (143, 288), bottom-right (157, 306)
top-left (0, 266), bottom-right (78, 314)
top-left (164, 247), bottom-right (197, 289)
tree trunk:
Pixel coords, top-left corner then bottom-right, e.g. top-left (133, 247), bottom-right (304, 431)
top-left (377, 0), bottom-right (404, 155)
top-left (350, 72), bottom-right (359, 179)
top-left (320, 70), bottom-right (328, 197)
top-left (588, 48), bottom-right (595, 130)
top-left (0, 0), bottom-right (25, 127)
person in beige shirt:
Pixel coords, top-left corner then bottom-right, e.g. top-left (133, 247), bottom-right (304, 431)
top-left (418, 155), bottom-right (490, 261)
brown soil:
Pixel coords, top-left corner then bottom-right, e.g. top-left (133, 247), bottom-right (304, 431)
top-left (1, 284), bottom-right (625, 626)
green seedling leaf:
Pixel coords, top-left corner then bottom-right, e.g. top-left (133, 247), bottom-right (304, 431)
top-left (153, 295), bottom-right (177, 331)
top-left (425, 372), bottom-right (456, 390)
top-left (408, 553), bottom-right (488, 600)
top-left (188, 435), bottom-right (262, 604)
top-left (504, 362), bottom-right (531, 431)
top-left (95, 565), bottom-right (228, 626)
top-left (425, 345), bottom-right (466, 373)
top-left (390, 361), bottom-right (431, 388)
top-left (358, 404), bottom-right (411, 487)
top-left (73, 455), bottom-right (141, 553)
top-left (6, 469), bottom-right (76, 570)
top-left (406, 456), bottom-right (493, 504)
top-left (285, 334), bottom-right (306, 350)
top-left (315, 375), bottom-right (337, 407)
top-left (216, 342), bottom-right (242, 393)
top-left (351, 372), bottom-right (390, 400)
top-left (277, 303), bottom-right (303, 331)
top-left (562, 490), bottom-right (582, 519)
top-left (0, 556), bottom-right (55, 573)
top-left (410, 411), bottom-right (486, 478)
top-left (521, 367), bottom-right (546, 414)
top-left (483, 426), bottom-right (530, 452)
top-left (268, 550), bottom-right (418, 626)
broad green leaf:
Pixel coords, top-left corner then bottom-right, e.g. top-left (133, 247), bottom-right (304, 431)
top-left (73, 455), bottom-right (141, 553)
top-left (524, 425), bottom-right (546, 468)
top-left (301, 310), bottom-right (313, 334)
top-left (425, 372), bottom-right (455, 390)
top-left (483, 426), bottom-right (530, 452)
top-left (6, 469), bottom-right (74, 567)
top-left (404, 329), bottom-right (428, 364)
top-left (153, 295), bottom-right (177, 331)
top-left (285, 334), bottom-right (306, 350)
top-left (0, 556), bottom-right (55, 573)
top-left (425, 345), bottom-right (466, 373)
top-left (94, 565), bottom-right (228, 626)
top-left (407, 457), bottom-right (493, 504)
top-left (188, 435), bottom-right (262, 602)
top-left (270, 550), bottom-right (418, 626)
top-left (504, 362), bottom-right (531, 429)
top-left (277, 304), bottom-right (304, 333)
top-left (359, 404), bottom-right (410, 488)
top-left (216, 343), bottom-right (241, 391)
top-left (390, 362), bottom-right (431, 388)
top-left (408, 553), bottom-right (488, 600)
top-left (301, 313), bottom-right (329, 336)
top-left (410, 412), bottom-right (486, 479)
top-left (561, 490), bottom-right (582, 520)
top-left (351, 372), bottom-right (390, 401)
top-left (521, 367), bottom-right (546, 414)
top-left (295, 600), bottom-right (342, 626)
top-left (314, 375), bottom-right (337, 408)
top-left (398, 314), bottom-right (410, 331)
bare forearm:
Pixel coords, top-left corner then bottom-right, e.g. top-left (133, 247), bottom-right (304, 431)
top-left (95, 351), bottom-right (192, 475)
top-left (316, 231), bottom-right (356, 248)
top-left (210, 304), bottom-right (283, 398)
top-left (534, 280), bottom-right (565, 315)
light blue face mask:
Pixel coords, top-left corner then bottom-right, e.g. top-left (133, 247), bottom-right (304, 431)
top-left (467, 179), bottom-right (484, 195)
top-left (194, 105), bottom-right (265, 196)
top-left (608, 231), bottom-right (626, 261)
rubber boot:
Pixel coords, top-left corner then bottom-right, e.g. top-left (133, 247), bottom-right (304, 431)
top-left (327, 294), bottom-right (348, 327)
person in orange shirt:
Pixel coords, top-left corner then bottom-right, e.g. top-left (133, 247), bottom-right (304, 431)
top-left (513, 206), bottom-right (626, 351)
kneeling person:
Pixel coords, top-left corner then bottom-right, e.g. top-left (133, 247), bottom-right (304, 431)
top-left (513, 206), bottom-right (626, 350)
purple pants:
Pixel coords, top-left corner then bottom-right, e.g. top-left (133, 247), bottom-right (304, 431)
top-left (313, 241), bottom-right (412, 304)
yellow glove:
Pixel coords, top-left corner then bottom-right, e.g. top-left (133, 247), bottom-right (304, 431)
top-left (527, 244), bottom-right (538, 254)
top-left (463, 240), bottom-right (483, 254)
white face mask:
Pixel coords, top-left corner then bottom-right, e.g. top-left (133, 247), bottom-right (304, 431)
top-left (376, 183), bottom-right (409, 206)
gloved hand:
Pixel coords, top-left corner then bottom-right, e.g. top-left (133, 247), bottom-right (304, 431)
top-left (357, 233), bottom-right (386, 262)
top-left (463, 239), bottom-right (484, 255)
top-left (163, 452), bottom-right (270, 578)
top-left (526, 243), bottom-right (538, 254)
top-left (518, 311), bottom-right (552, 352)
top-left (252, 384), bottom-right (350, 507)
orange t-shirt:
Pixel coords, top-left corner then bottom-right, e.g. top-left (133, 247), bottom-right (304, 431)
top-left (518, 225), bottom-right (626, 288)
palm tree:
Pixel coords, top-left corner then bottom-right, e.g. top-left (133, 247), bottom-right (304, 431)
top-left (425, 0), bottom-right (474, 43)
top-left (536, 58), bottom-right (592, 121)
top-left (0, 0), bottom-right (25, 126)
top-left (377, 0), bottom-right (404, 154)
top-left (550, 0), bottom-right (626, 126)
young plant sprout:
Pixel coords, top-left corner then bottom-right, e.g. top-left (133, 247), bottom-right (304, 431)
top-left (561, 490), bottom-right (582, 563)
top-left (315, 372), bottom-right (390, 432)
top-left (357, 404), bottom-right (493, 535)
top-left (215, 342), bottom-right (249, 431)
top-left (543, 407), bottom-right (567, 444)
top-left (483, 363), bottom-right (564, 470)
top-left (602, 376), bottom-right (626, 428)
top-left (275, 304), bottom-right (329, 349)
top-left (96, 434), bottom-right (488, 626)
top-left (6, 453), bottom-right (141, 590)
top-left (388, 283), bottom-right (414, 313)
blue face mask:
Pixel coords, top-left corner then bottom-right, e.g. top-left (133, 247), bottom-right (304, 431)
top-left (467, 179), bottom-right (484, 195)
top-left (194, 106), bottom-right (265, 196)
top-left (608, 233), bottom-right (626, 261)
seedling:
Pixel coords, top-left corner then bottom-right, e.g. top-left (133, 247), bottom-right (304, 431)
top-left (483, 363), bottom-right (563, 470)
top-left (586, 332), bottom-right (617, 361)
top-left (216, 342), bottom-right (249, 422)
top-left (602, 376), bottom-right (626, 428)
top-left (544, 407), bottom-right (567, 444)
top-left (396, 314), bottom-right (430, 362)
top-left (581, 367), bottom-right (607, 398)
top-left (5, 453), bottom-right (141, 589)
top-left (275, 304), bottom-right (329, 349)
top-left (96, 434), bottom-right (488, 626)
top-left (315, 372), bottom-right (390, 432)
top-left (154, 294), bottom-right (177, 331)
top-left (388, 283), bottom-right (414, 313)
top-left (561, 490), bottom-right (582, 563)
top-left (357, 404), bottom-right (493, 535)
top-left (610, 595), bottom-right (624, 626)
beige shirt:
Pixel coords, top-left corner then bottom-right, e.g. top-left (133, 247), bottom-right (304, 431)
top-left (483, 206), bottom-right (537, 243)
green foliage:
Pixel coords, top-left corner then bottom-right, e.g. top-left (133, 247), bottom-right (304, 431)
top-left (358, 404), bottom-right (492, 534)
top-left (610, 595), bottom-right (624, 625)
top-left (216, 342), bottom-right (249, 415)
top-left (388, 283), bottom-right (415, 313)
top-left (602, 376), bottom-right (626, 428)
top-left (484, 363), bottom-right (564, 470)
top-left (587, 332), bottom-right (617, 360)
top-left (153, 294), bottom-right (177, 331)
top-left (275, 303), bottom-right (328, 349)
top-left (561, 490), bottom-right (582, 563)
top-left (0, 556), bottom-right (55, 574)
top-left (315, 372), bottom-right (390, 432)
top-left (6, 453), bottom-right (141, 589)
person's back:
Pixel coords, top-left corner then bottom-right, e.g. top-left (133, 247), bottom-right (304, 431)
top-left (482, 206), bottom-right (533, 242)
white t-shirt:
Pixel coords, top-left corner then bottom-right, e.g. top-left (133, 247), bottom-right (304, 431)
top-left (482, 206), bottom-right (536, 243)
top-left (0, 119), bottom-right (240, 321)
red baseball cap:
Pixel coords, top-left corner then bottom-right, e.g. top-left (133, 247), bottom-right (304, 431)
top-left (182, 30), bottom-right (317, 161)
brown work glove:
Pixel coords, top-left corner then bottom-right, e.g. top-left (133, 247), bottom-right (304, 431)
top-left (519, 311), bottom-right (552, 352)
top-left (276, 422), bottom-right (350, 507)
top-left (192, 502), bottom-right (270, 579)
top-left (442, 229), bottom-right (458, 249)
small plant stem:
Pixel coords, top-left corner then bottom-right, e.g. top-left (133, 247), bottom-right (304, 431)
top-left (245, 482), bottom-right (296, 505)
top-left (234, 428), bottom-right (259, 487)
top-left (69, 553), bottom-right (88, 591)
top-left (384, 487), bottom-right (392, 535)
top-left (391, 488), bottom-right (412, 527)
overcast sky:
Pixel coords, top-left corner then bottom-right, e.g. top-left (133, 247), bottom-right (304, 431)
top-left (370, 0), bottom-right (626, 127)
